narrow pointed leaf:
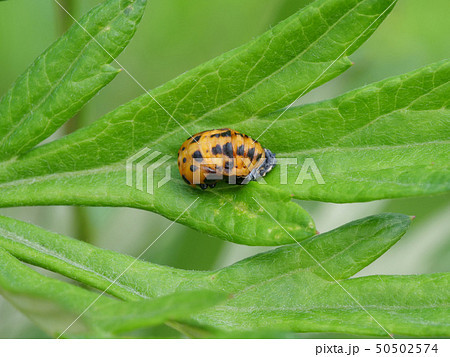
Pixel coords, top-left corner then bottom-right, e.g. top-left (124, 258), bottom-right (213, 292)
top-left (195, 273), bottom-right (450, 336)
top-left (0, 214), bottom-right (410, 299)
top-left (0, 0), bottom-right (147, 160)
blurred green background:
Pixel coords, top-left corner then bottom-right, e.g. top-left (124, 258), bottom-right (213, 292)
top-left (0, 0), bottom-right (449, 338)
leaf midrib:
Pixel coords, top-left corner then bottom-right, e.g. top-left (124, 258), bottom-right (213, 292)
top-left (211, 303), bottom-right (450, 312)
top-left (0, 140), bottom-right (447, 191)
top-left (278, 140), bottom-right (450, 156)
top-left (0, 226), bottom-right (147, 299)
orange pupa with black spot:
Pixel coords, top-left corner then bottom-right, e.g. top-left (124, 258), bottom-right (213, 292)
top-left (177, 128), bottom-right (276, 189)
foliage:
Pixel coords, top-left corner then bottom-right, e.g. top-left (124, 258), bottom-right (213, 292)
top-left (1, 214), bottom-right (448, 337)
top-left (0, 0), bottom-right (448, 338)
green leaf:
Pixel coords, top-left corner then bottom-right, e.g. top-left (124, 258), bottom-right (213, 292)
top-left (0, 0), bottom-right (147, 161)
top-left (2, 213), bottom-right (407, 299)
top-left (0, 248), bottom-right (226, 337)
top-left (0, 0), bottom-right (399, 245)
top-left (2, 213), bottom-right (448, 336)
top-left (252, 59), bottom-right (450, 202)
top-left (0, 214), bottom-right (202, 300)
top-left (196, 273), bottom-right (450, 337)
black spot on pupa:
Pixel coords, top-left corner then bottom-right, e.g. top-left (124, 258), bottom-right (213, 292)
top-left (221, 130), bottom-right (231, 137)
top-left (192, 150), bottom-right (203, 162)
top-left (247, 147), bottom-right (255, 161)
top-left (182, 175), bottom-right (190, 184)
top-left (211, 144), bottom-right (222, 155)
top-left (256, 153), bottom-right (262, 161)
top-left (183, 157), bottom-right (186, 163)
top-left (190, 165), bottom-right (198, 172)
top-left (223, 142), bottom-right (233, 158)
top-left (199, 184), bottom-right (208, 190)
top-left (236, 145), bottom-right (244, 156)
top-left (181, 147), bottom-right (185, 151)
top-left (224, 160), bottom-right (234, 172)
top-left (192, 135), bottom-right (201, 143)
